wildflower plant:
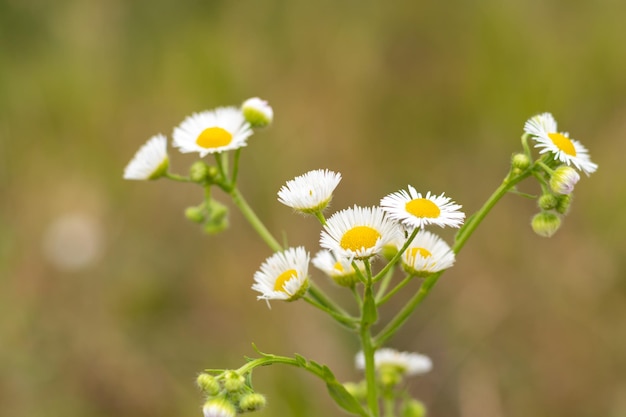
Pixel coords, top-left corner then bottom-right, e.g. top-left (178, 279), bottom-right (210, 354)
top-left (124, 99), bottom-right (597, 417)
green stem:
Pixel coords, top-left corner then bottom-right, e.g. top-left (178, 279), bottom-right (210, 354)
top-left (231, 149), bottom-right (242, 185)
top-left (374, 266), bottom-right (396, 302)
top-left (361, 324), bottom-right (379, 417)
top-left (165, 172), bottom-right (193, 182)
top-left (229, 187), bottom-right (283, 252)
top-left (453, 170), bottom-right (530, 254)
top-left (373, 228), bottom-right (418, 283)
top-left (376, 274), bottom-right (414, 306)
top-left (303, 296), bottom-right (358, 330)
top-left (361, 271), bottom-right (380, 417)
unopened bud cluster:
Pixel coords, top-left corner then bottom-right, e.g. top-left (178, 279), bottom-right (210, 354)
top-left (197, 371), bottom-right (266, 417)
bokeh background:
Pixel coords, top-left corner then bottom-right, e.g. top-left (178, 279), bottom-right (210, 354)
top-left (2, 0), bottom-right (626, 416)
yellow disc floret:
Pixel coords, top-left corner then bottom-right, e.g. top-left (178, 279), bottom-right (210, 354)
top-left (340, 226), bottom-right (381, 252)
top-left (274, 269), bottom-right (298, 293)
top-left (405, 198), bottom-right (441, 218)
top-left (548, 132), bottom-right (577, 156)
top-left (196, 127), bottom-right (233, 149)
top-left (408, 247), bottom-right (432, 259)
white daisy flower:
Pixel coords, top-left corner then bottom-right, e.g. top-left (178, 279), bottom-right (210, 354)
top-left (172, 107), bottom-right (252, 157)
top-left (523, 112), bottom-right (598, 175)
top-left (355, 348), bottom-right (432, 377)
top-left (320, 206), bottom-right (402, 260)
top-left (380, 186), bottom-right (465, 229)
top-left (400, 230), bottom-right (455, 276)
top-left (251, 247), bottom-right (310, 304)
top-left (242, 97), bottom-right (273, 128)
top-left (277, 169), bottom-right (342, 214)
top-left (312, 250), bottom-right (364, 287)
top-left (123, 134), bottom-right (169, 180)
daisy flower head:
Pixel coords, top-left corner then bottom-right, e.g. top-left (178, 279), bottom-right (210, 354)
top-left (123, 134), bottom-right (169, 180)
top-left (523, 112), bottom-right (598, 175)
top-left (172, 107), bottom-right (252, 157)
top-left (355, 348), bottom-right (432, 377)
top-left (320, 206), bottom-right (402, 260)
top-left (277, 169), bottom-right (342, 214)
top-left (251, 247), bottom-right (310, 304)
top-left (312, 250), bottom-right (364, 287)
top-left (400, 230), bottom-right (455, 276)
top-left (380, 186), bottom-right (465, 229)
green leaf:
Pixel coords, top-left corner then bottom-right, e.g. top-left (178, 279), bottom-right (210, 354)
top-left (294, 354), bottom-right (307, 367)
top-left (326, 379), bottom-right (369, 417)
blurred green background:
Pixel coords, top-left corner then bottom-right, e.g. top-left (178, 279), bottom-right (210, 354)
top-left (1, 0), bottom-right (625, 416)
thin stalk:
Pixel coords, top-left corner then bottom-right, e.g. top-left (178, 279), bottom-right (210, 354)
top-left (165, 172), bottom-right (193, 182)
top-left (376, 274), bottom-right (414, 306)
top-left (360, 325), bottom-right (379, 417)
top-left (373, 228), bottom-right (418, 283)
top-left (229, 187), bottom-right (283, 252)
top-left (303, 296), bottom-right (358, 330)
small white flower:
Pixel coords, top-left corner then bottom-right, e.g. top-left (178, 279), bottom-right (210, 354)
top-left (549, 165), bottom-right (580, 195)
top-left (312, 250), bottom-right (364, 287)
top-left (252, 247), bottom-right (310, 304)
top-left (524, 112), bottom-right (597, 175)
top-left (242, 97), bottom-right (273, 128)
top-left (202, 398), bottom-right (236, 417)
top-left (355, 348), bottom-right (432, 376)
top-left (277, 169), bottom-right (342, 214)
top-left (173, 107), bottom-right (252, 157)
top-left (320, 206), bottom-right (402, 260)
top-left (380, 186), bottom-right (465, 229)
top-left (123, 134), bottom-right (169, 180)
top-left (400, 230), bottom-right (455, 276)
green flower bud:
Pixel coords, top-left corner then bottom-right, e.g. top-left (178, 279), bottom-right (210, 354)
top-left (381, 243), bottom-right (399, 262)
top-left (185, 205), bottom-right (206, 223)
top-left (190, 161), bottom-right (211, 184)
top-left (401, 399), bottom-right (427, 417)
top-left (238, 393), bottom-right (267, 412)
top-left (242, 97), bottom-right (273, 128)
top-left (196, 373), bottom-right (220, 396)
top-left (531, 211), bottom-right (561, 238)
top-left (204, 199), bottom-right (229, 235)
top-left (202, 397), bottom-right (236, 417)
top-left (556, 193), bottom-right (573, 215)
top-left (537, 194), bottom-right (558, 211)
top-left (511, 153), bottom-right (531, 171)
top-left (549, 165), bottom-right (580, 195)
top-left (223, 371), bottom-right (245, 393)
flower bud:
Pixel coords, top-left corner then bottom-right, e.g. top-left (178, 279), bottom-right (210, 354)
top-left (401, 399), bottom-right (427, 417)
top-left (185, 205), bottom-right (206, 223)
top-left (190, 161), bottom-right (211, 184)
top-left (379, 364), bottom-right (403, 387)
top-left (549, 165), bottom-right (580, 195)
top-left (196, 373), bottom-right (220, 396)
top-left (202, 397), bottom-right (236, 417)
top-left (238, 393), bottom-right (267, 412)
top-left (537, 194), bottom-right (558, 211)
top-left (531, 211), bottom-right (561, 238)
top-left (242, 97), bottom-right (273, 128)
top-left (204, 199), bottom-right (229, 235)
top-left (223, 371), bottom-right (245, 393)
top-left (511, 153), bottom-right (531, 171)
top-left (556, 194), bottom-right (573, 215)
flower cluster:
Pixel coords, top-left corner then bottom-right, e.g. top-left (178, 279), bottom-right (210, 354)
top-left (522, 113), bottom-right (597, 237)
top-left (196, 371), bottom-right (266, 417)
top-left (125, 99), bottom-right (598, 417)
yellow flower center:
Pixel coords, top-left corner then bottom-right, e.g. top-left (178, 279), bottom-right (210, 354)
top-left (408, 247), bottom-right (432, 259)
top-left (196, 127), bottom-right (233, 149)
top-left (405, 198), bottom-right (440, 218)
top-left (340, 226), bottom-right (381, 252)
top-left (333, 261), bottom-right (345, 272)
top-left (274, 269), bottom-right (297, 293)
top-left (548, 132), bottom-right (576, 156)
